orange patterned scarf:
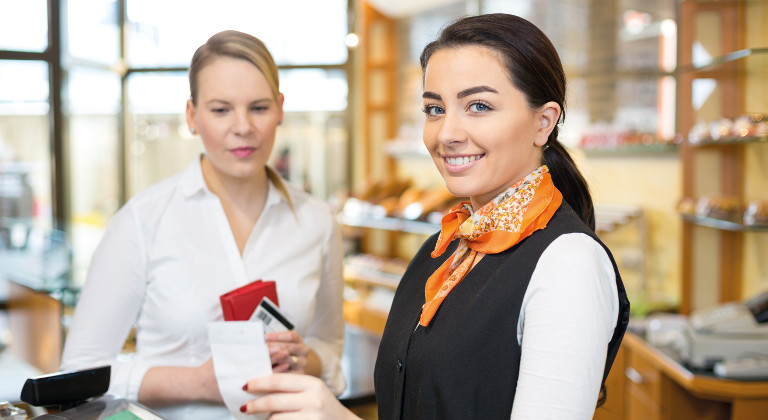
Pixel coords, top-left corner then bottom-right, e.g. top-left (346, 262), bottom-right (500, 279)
top-left (420, 166), bottom-right (563, 326)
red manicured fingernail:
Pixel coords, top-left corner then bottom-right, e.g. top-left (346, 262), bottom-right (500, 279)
top-left (240, 404), bottom-right (247, 413)
top-left (242, 383), bottom-right (248, 391)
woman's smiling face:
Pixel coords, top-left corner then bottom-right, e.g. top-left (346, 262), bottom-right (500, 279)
top-left (422, 46), bottom-right (556, 208)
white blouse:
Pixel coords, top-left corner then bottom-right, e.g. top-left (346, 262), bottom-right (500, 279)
top-left (511, 233), bottom-right (619, 419)
top-left (60, 158), bottom-right (346, 420)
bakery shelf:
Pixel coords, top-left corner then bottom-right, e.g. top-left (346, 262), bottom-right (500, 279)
top-left (595, 204), bottom-right (644, 234)
top-left (680, 47), bottom-right (768, 72)
top-left (343, 300), bottom-right (389, 335)
top-left (344, 265), bottom-right (401, 290)
top-left (681, 213), bottom-right (768, 232)
top-left (338, 213), bottom-right (440, 235)
top-left (688, 135), bottom-right (768, 148)
top-left (581, 143), bottom-right (679, 156)
top-left (341, 205), bottom-right (644, 235)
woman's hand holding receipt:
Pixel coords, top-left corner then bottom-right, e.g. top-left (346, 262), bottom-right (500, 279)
top-left (241, 374), bottom-right (360, 419)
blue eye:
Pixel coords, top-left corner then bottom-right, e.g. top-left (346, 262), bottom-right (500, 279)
top-left (422, 105), bottom-right (444, 117)
top-left (469, 102), bottom-right (491, 112)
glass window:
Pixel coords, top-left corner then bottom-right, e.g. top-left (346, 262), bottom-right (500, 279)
top-left (66, 67), bottom-right (122, 284)
top-left (482, 0), bottom-right (591, 72)
top-left (126, 0), bottom-right (348, 68)
top-left (483, 0), bottom-right (677, 73)
top-left (406, 2), bottom-right (472, 64)
top-left (0, 0), bottom-right (48, 52)
top-left (118, 1), bottom-right (351, 204)
top-left (126, 72), bottom-right (202, 197)
top-left (65, 0), bottom-right (120, 64)
top-left (614, 77), bottom-right (663, 133)
top-left (0, 61), bottom-right (49, 114)
top-left (616, 0), bottom-right (677, 72)
top-left (275, 69), bottom-right (348, 199)
top-left (483, 0), bottom-right (678, 145)
top-left (67, 67), bottom-right (121, 115)
top-left (280, 68), bottom-right (347, 112)
top-left (0, 60), bottom-right (52, 229)
top-left (124, 68), bottom-right (349, 201)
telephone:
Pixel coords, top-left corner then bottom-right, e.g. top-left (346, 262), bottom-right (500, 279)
top-left (684, 290), bottom-right (768, 369)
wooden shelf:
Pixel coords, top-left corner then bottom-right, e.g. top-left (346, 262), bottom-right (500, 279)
top-left (595, 205), bottom-right (644, 234)
top-left (680, 47), bottom-right (768, 72)
top-left (343, 300), bottom-right (389, 335)
top-left (344, 265), bottom-right (401, 290)
top-left (340, 205), bottom-right (644, 236)
top-left (581, 143), bottom-right (680, 156)
top-left (681, 214), bottom-right (768, 232)
top-left (689, 135), bottom-right (768, 148)
top-left (676, 0), bottom-right (767, 315)
top-left (338, 213), bottom-right (440, 235)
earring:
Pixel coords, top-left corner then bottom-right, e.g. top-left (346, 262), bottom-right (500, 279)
top-left (190, 128), bottom-right (196, 134)
top-left (278, 121), bottom-right (283, 126)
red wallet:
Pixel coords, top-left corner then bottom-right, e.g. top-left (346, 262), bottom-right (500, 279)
top-left (219, 280), bottom-right (279, 321)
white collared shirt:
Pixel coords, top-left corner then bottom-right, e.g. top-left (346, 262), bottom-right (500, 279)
top-left (61, 157), bottom-right (345, 420)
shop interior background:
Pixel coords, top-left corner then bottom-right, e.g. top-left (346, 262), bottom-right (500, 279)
top-left (1, 0), bottom-right (767, 414)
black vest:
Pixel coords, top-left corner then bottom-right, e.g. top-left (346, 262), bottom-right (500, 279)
top-left (373, 203), bottom-right (630, 420)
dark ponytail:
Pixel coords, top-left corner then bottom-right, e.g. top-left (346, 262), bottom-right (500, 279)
top-left (421, 13), bottom-right (595, 231)
top-left (544, 140), bottom-right (595, 231)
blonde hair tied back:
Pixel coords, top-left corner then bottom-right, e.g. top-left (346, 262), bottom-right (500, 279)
top-left (188, 30), bottom-right (280, 104)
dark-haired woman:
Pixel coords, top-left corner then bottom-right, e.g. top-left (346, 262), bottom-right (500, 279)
top-left (242, 13), bottom-right (629, 419)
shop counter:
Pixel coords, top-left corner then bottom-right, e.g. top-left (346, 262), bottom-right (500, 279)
top-left (0, 224), bottom-right (77, 374)
top-left (597, 332), bottom-right (768, 420)
top-left (27, 395), bottom-right (162, 419)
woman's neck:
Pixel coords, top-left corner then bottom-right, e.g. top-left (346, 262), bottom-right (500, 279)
top-left (201, 156), bottom-right (269, 212)
top-left (201, 156), bottom-right (269, 254)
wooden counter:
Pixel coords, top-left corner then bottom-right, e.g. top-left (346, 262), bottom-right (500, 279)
top-left (6, 280), bottom-right (63, 374)
top-left (595, 332), bottom-right (768, 420)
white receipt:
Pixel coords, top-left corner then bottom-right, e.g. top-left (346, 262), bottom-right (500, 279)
top-left (207, 321), bottom-right (272, 420)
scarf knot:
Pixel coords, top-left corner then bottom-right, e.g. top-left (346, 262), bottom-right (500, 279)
top-left (420, 166), bottom-right (563, 326)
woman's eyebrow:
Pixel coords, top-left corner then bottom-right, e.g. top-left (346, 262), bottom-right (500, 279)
top-left (205, 97), bottom-right (273, 106)
top-left (457, 85), bottom-right (498, 98)
top-left (423, 86), bottom-right (498, 101)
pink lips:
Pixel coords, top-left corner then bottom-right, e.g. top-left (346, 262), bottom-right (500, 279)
top-left (231, 147), bottom-right (256, 158)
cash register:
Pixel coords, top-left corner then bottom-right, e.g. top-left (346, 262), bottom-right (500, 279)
top-left (20, 366), bottom-right (164, 419)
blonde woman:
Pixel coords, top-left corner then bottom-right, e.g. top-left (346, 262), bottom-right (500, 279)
top-left (61, 31), bottom-right (345, 420)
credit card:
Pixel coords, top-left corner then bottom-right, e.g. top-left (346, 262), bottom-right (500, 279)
top-left (250, 296), bottom-right (295, 332)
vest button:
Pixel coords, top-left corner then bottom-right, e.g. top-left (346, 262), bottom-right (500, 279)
top-left (396, 359), bottom-right (403, 372)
